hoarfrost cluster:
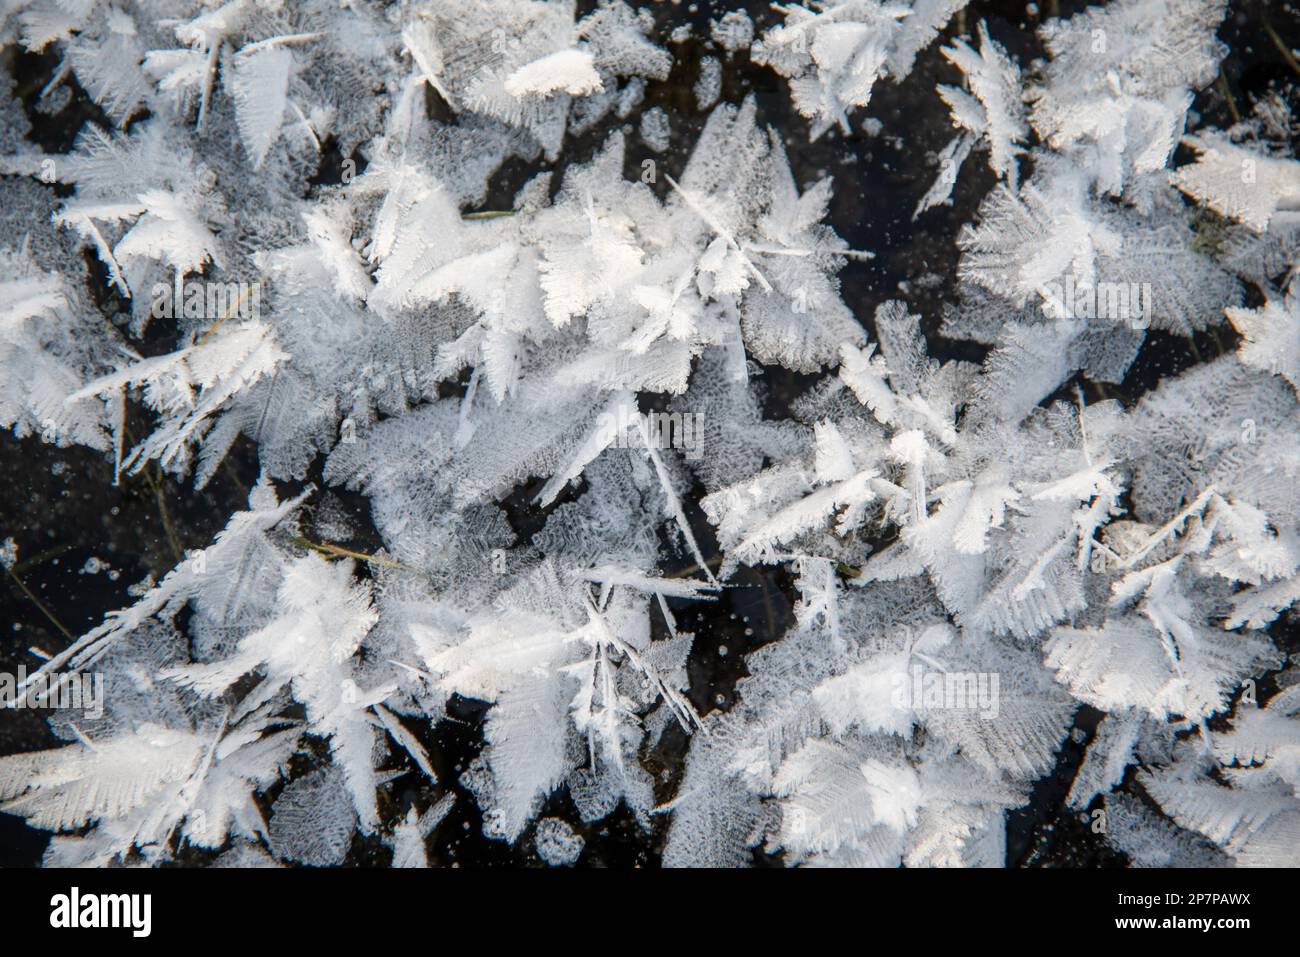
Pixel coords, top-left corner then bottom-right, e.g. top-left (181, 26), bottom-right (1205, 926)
top-left (0, 0), bottom-right (1296, 869)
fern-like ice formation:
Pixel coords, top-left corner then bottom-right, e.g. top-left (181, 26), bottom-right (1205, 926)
top-left (0, 0), bottom-right (1296, 869)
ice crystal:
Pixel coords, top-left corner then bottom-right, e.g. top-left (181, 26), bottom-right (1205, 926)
top-left (0, 0), bottom-right (1296, 871)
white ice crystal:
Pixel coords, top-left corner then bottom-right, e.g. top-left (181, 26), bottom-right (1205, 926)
top-left (0, 0), bottom-right (1296, 872)
top-left (753, 0), bottom-right (968, 139)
